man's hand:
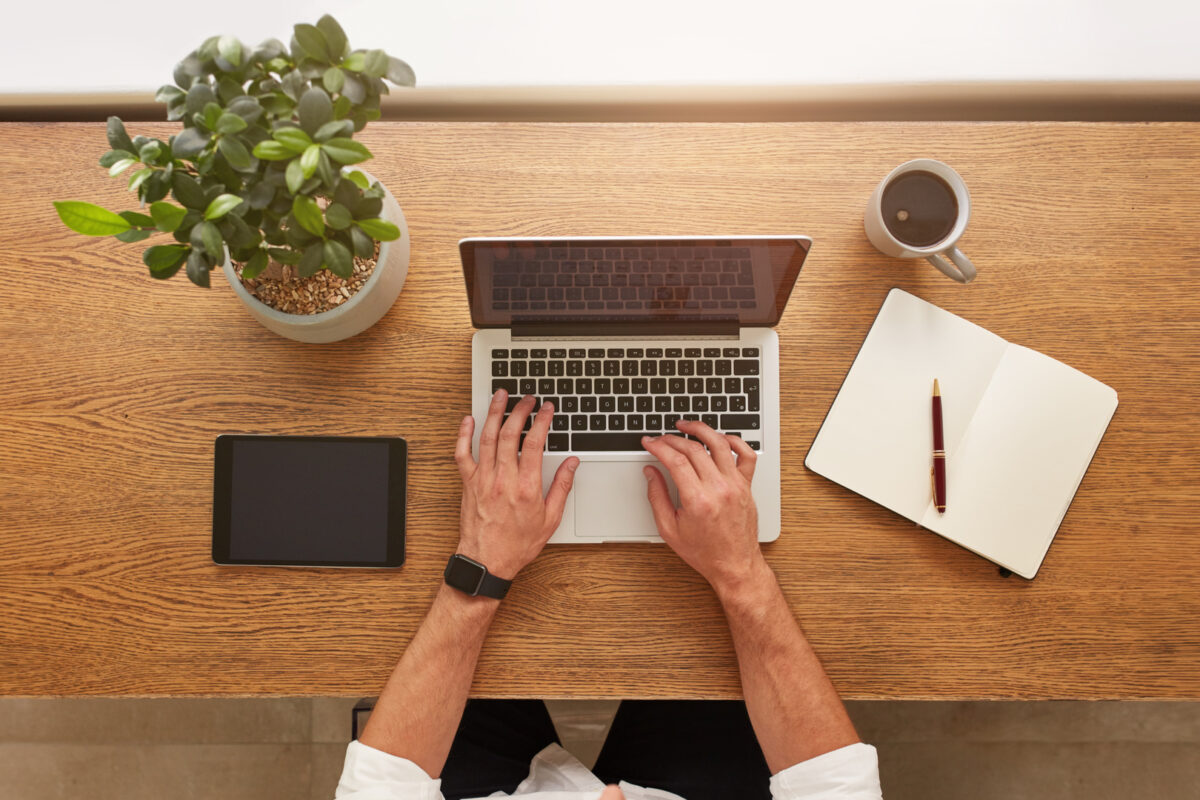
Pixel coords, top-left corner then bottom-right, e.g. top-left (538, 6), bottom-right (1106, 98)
top-left (455, 390), bottom-right (580, 580)
top-left (641, 421), bottom-right (769, 596)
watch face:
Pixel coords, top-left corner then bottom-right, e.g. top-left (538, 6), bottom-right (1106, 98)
top-left (445, 555), bottom-right (486, 594)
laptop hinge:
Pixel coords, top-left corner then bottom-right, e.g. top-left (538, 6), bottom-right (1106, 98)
top-left (510, 319), bottom-right (739, 340)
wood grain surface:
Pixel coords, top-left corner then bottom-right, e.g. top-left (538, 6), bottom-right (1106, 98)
top-left (0, 122), bottom-right (1197, 699)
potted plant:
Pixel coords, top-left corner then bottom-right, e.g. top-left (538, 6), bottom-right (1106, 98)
top-left (54, 14), bottom-right (415, 343)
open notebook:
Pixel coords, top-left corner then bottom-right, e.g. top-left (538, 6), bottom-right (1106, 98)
top-left (805, 289), bottom-right (1118, 578)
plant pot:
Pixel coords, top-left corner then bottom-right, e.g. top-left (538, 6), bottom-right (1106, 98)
top-left (221, 173), bottom-right (410, 343)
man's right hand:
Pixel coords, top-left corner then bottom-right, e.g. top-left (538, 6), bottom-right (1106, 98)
top-left (640, 421), bottom-right (770, 597)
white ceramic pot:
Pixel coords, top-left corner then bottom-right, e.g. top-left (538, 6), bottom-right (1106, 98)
top-left (221, 173), bottom-right (410, 343)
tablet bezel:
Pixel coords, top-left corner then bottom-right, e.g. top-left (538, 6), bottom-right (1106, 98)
top-left (212, 434), bottom-right (407, 568)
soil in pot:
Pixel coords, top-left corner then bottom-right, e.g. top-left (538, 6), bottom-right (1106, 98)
top-left (234, 239), bottom-right (381, 315)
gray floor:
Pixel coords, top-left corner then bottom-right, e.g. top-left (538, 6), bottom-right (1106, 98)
top-left (0, 698), bottom-right (1196, 799)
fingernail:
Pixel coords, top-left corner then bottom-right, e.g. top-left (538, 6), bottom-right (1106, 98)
top-left (461, 415), bottom-right (471, 426)
top-left (643, 467), bottom-right (653, 480)
top-left (494, 389), bottom-right (505, 399)
top-left (569, 459), bottom-right (579, 471)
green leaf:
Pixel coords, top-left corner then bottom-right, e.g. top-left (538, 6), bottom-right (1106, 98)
top-left (186, 249), bottom-right (212, 287)
top-left (191, 220), bottom-right (224, 260)
top-left (285, 158), bottom-right (305, 194)
top-left (356, 217), bottom-right (400, 241)
top-left (171, 172), bottom-right (207, 209)
top-left (345, 170), bottom-right (370, 190)
top-left (204, 193), bottom-right (243, 220)
top-left (252, 140), bottom-right (295, 160)
top-left (150, 202), bottom-right (188, 232)
top-left (354, 195), bottom-right (382, 219)
top-left (202, 102), bottom-right (223, 131)
top-left (292, 195), bottom-right (325, 237)
top-left (322, 66), bottom-right (345, 95)
top-left (293, 23), bottom-right (330, 62)
top-left (138, 140), bottom-right (166, 165)
top-left (341, 52), bottom-right (365, 71)
top-left (99, 149), bottom-right (135, 168)
top-left (127, 168), bottom-right (153, 193)
top-left (300, 144), bottom-right (321, 179)
top-left (339, 72), bottom-right (366, 104)
top-left (115, 228), bottom-right (152, 243)
top-left (155, 85), bottom-right (185, 105)
top-left (227, 95), bottom-right (263, 124)
top-left (362, 49), bottom-right (388, 78)
top-left (215, 112), bottom-right (247, 135)
top-left (386, 56), bottom-right (416, 87)
top-left (108, 158), bottom-right (137, 177)
top-left (185, 82), bottom-right (217, 115)
top-left (321, 137), bottom-right (372, 165)
top-left (143, 244), bottom-right (189, 275)
top-left (53, 201), bottom-right (131, 236)
top-left (218, 35), bottom-right (242, 67)
top-left (247, 181), bottom-right (275, 209)
top-left (241, 248), bottom-right (269, 279)
top-left (297, 87), bottom-right (333, 135)
top-left (316, 14), bottom-right (348, 60)
top-left (106, 117), bottom-right (135, 152)
top-left (268, 246), bottom-right (301, 265)
top-left (119, 210), bottom-right (155, 227)
top-left (323, 239), bottom-right (353, 277)
top-left (315, 150), bottom-right (337, 188)
top-left (297, 242), bottom-right (324, 276)
top-left (171, 127), bottom-right (210, 159)
top-left (325, 202), bottom-right (353, 230)
top-left (217, 136), bottom-right (252, 170)
top-left (314, 119), bottom-right (353, 142)
top-left (272, 126), bottom-right (313, 153)
top-left (332, 95), bottom-right (352, 119)
top-left (349, 224), bottom-right (375, 258)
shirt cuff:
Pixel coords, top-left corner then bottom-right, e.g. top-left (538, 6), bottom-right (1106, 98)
top-left (769, 742), bottom-right (883, 800)
top-left (335, 740), bottom-right (444, 800)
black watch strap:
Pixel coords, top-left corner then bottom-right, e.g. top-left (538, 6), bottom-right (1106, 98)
top-left (476, 570), bottom-right (511, 600)
top-left (444, 554), bottom-right (512, 600)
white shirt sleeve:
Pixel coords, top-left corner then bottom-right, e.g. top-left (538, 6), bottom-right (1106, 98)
top-left (335, 740), bottom-right (445, 800)
top-left (768, 743), bottom-right (883, 800)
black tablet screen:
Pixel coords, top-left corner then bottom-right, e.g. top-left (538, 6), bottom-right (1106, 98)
top-left (226, 438), bottom-right (392, 563)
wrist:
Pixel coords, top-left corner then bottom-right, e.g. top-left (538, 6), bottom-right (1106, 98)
top-left (436, 581), bottom-right (502, 618)
top-left (712, 555), bottom-right (776, 608)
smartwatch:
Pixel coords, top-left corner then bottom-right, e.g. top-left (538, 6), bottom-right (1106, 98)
top-left (443, 554), bottom-right (511, 600)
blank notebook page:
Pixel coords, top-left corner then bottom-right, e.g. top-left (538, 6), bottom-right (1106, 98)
top-left (921, 345), bottom-right (1118, 577)
top-left (805, 289), bottom-right (1009, 522)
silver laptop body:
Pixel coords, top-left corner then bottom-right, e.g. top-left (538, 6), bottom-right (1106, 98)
top-left (463, 235), bottom-right (811, 544)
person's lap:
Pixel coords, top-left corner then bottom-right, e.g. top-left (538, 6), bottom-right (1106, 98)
top-left (439, 699), bottom-right (771, 800)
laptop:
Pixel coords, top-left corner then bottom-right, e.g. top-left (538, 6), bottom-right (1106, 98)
top-left (462, 236), bottom-right (811, 543)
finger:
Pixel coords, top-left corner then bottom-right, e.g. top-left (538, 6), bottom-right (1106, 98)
top-left (659, 427), bottom-right (722, 483)
top-left (641, 435), bottom-right (700, 498)
top-left (521, 399), bottom-right (554, 477)
top-left (675, 419), bottom-right (736, 474)
top-left (542, 457), bottom-right (580, 535)
top-left (454, 415), bottom-right (476, 481)
top-left (726, 434), bottom-right (758, 483)
top-left (498, 395), bottom-right (536, 469)
top-left (477, 389), bottom-right (508, 470)
top-left (643, 465), bottom-right (679, 540)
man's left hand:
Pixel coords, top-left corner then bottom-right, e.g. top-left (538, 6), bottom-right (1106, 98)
top-left (454, 390), bottom-right (579, 580)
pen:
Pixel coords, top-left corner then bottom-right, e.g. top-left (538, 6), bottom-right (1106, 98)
top-left (932, 378), bottom-right (946, 513)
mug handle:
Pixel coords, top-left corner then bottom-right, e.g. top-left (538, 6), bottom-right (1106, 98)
top-left (926, 247), bottom-right (977, 284)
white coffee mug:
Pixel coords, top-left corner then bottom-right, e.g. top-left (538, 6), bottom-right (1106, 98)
top-left (864, 159), bottom-right (977, 283)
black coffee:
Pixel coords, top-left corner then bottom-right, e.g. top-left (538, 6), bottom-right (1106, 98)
top-left (880, 170), bottom-right (958, 248)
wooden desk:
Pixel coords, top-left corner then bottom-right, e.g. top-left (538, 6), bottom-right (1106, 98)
top-left (1, 122), bottom-right (1197, 698)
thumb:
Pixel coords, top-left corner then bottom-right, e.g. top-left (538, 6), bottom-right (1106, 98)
top-left (599, 785), bottom-right (626, 800)
top-left (643, 466), bottom-right (678, 540)
top-left (543, 457), bottom-right (580, 535)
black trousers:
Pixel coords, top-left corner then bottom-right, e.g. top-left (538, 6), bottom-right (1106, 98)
top-left (440, 700), bottom-right (771, 800)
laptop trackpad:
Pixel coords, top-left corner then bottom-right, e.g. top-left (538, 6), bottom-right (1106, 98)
top-left (574, 461), bottom-right (679, 539)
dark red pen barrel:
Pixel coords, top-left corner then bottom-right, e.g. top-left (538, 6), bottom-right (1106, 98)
top-left (932, 392), bottom-right (947, 510)
top-left (932, 395), bottom-right (944, 451)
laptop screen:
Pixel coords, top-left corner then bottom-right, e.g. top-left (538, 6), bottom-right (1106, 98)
top-left (461, 237), bottom-right (810, 328)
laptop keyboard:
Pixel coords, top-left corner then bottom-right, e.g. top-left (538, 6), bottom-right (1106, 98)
top-left (490, 346), bottom-right (762, 452)
top-left (490, 245), bottom-right (757, 312)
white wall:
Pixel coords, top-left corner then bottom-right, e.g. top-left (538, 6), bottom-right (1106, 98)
top-left (5, 0), bottom-right (1198, 92)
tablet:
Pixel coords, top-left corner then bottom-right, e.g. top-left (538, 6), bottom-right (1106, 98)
top-left (212, 435), bottom-right (406, 567)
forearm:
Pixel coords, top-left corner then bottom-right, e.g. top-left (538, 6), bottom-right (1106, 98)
top-left (717, 560), bottom-right (860, 774)
top-left (359, 584), bottom-right (499, 777)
